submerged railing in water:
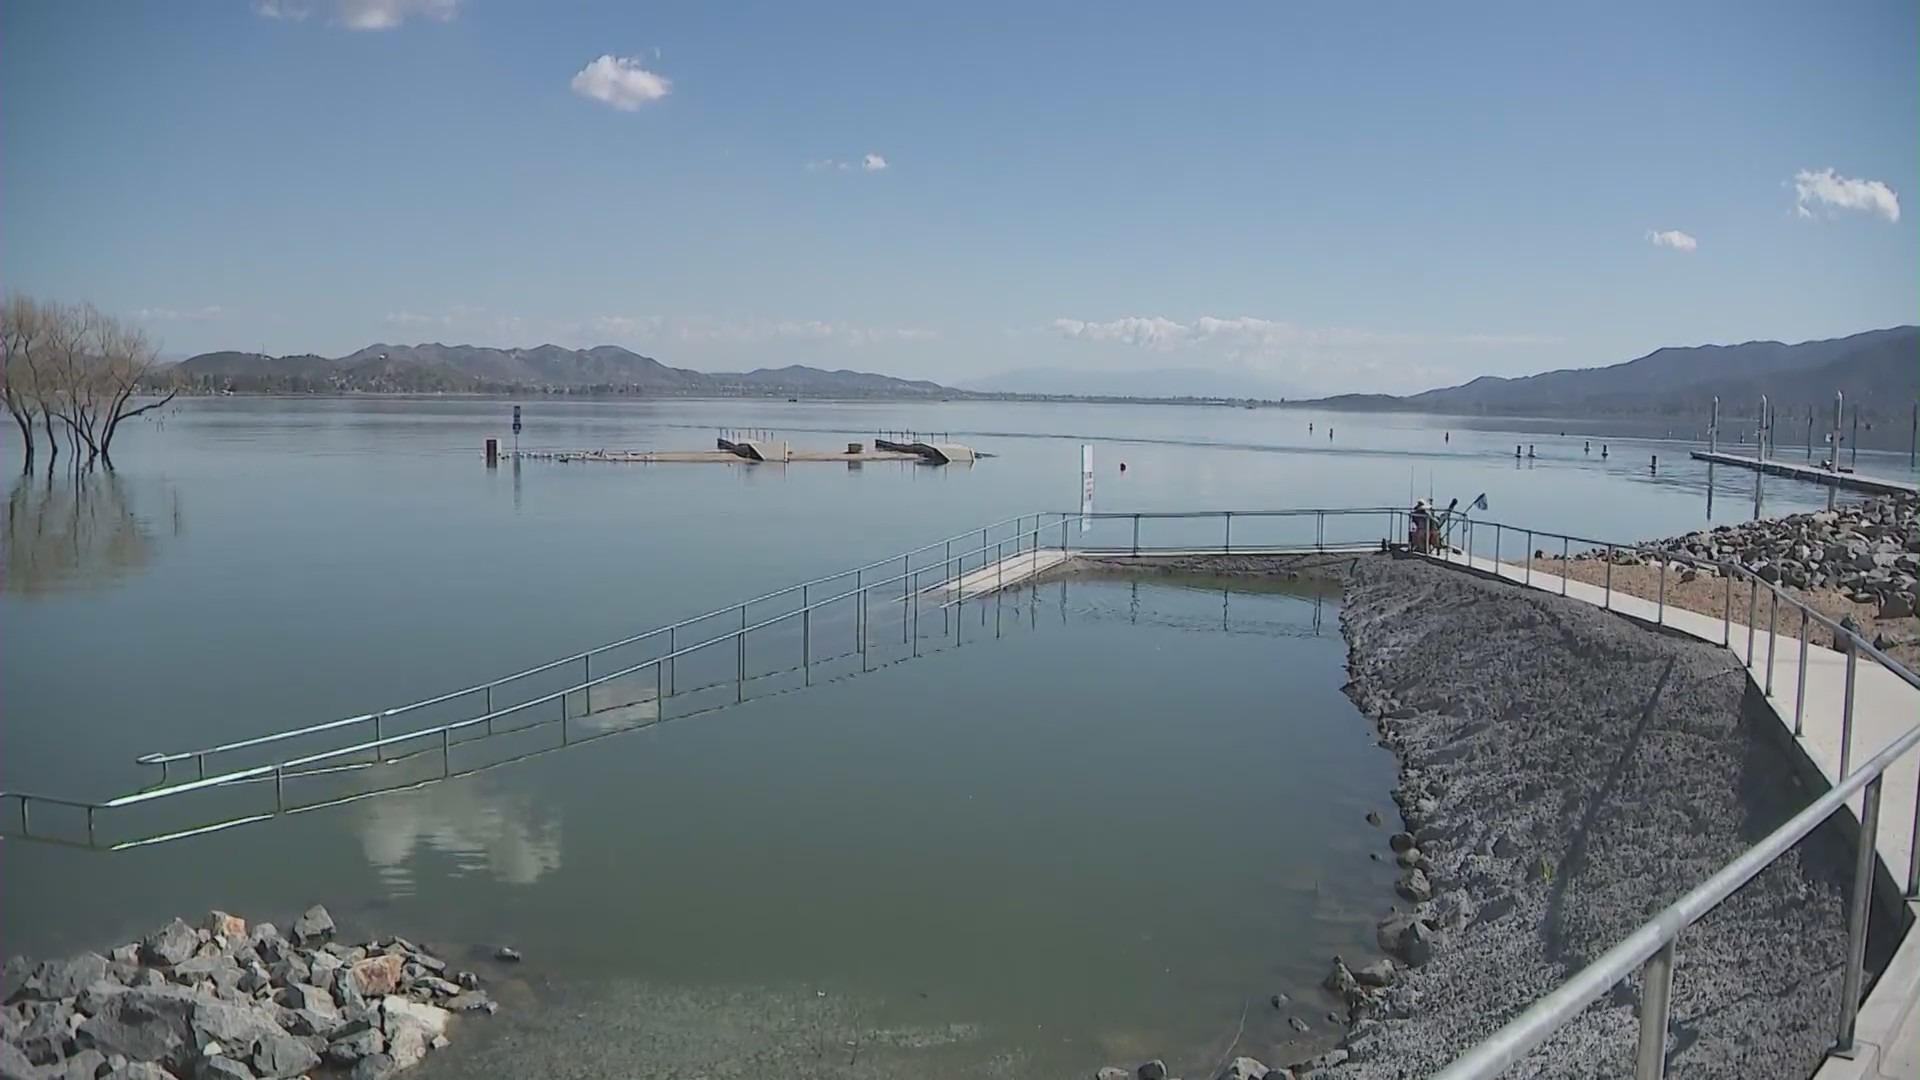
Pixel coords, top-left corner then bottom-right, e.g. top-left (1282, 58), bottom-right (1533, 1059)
top-left (5, 504), bottom-right (1914, 1076)
top-left (0, 507), bottom-right (1401, 851)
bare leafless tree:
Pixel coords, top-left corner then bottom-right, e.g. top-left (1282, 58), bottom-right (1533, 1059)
top-left (5, 297), bottom-right (177, 470)
top-left (1, 294), bottom-right (46, 470)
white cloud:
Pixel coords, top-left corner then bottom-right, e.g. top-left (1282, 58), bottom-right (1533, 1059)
top-left (1647, 229), bottom-right (1698, 252)
top-left (805, 159), bottom-right (851, 172)
top-left (255, 0), bottom-right (313, 20)
top-left (1046, 315), bottom-right (1556, 353)
top-left (258, 0), bottom-right (455, 29)
top-left (570, 55), bottom-right (672, 111)
top-left (861, 153), bottom-right (889, 172)
top-left (336, 0), bottom-right (457, 30)
top-left (805, 155), bottom-right (889, 174)
top-left (135, 305), bottom-right (230, 322)
top-left (1793, 168), bottom-right (1900, 222)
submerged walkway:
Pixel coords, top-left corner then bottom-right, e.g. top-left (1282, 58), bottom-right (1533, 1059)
top-left (1436, 548), bottom-right (1920, 1080)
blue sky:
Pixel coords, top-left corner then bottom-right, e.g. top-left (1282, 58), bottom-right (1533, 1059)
top-left (3, 1), bottom-right (1915, 394)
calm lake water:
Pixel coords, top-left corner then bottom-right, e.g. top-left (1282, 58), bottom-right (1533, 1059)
top-left (2, 397), bottom-right (1912, 1076)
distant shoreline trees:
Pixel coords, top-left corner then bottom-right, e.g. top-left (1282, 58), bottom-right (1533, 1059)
top-left (2, 296), bottom-right (177, 471)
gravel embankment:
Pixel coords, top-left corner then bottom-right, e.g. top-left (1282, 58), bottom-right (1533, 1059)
top-left (1322, 556), bottom-right (1862, 1080)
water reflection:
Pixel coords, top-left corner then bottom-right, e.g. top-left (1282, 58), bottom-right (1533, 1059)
top-left (357, 778), bottom-right (562, 893)
top-left (2, 470), bottom-right (179, 594)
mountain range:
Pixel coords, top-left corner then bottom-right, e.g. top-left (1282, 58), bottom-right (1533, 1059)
top-left (169, 343), bottom-right (951, 398)
top-left (1307, 326), bottom-right (1919, 423)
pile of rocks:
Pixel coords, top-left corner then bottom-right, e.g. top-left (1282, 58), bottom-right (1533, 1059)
top-left (1559, 495), bottom-right (1919, 619)
top-left (1, 906), bottom-right (498, 1080)
top-left (1094, 1055), bottom-right (1293, 1080)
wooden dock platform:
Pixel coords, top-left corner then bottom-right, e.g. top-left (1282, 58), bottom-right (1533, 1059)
top-left (511, 447), bottom-right (924, 465)
top-left (1690, 451), bottom-right (1918, 497)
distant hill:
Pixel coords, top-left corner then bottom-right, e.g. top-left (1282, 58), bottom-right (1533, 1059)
top-left (169, 344), bottom-right (954, 398)
top-left (1308, 327), bottom-right (1919, 422)
top-left (963, 366), bottom-right (1303, 400)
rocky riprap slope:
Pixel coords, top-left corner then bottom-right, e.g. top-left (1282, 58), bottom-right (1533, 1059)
top-left (1564, 495), bottom-right (1919, 619)
top-left (1, 906), bottom-right (500, 1080)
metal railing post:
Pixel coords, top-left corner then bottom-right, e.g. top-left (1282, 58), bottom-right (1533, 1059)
top-left (668, 625), bottom-right (677, 696)
top-left (1836, 775), bottom-right (1882, 1054)
top-left (855, 571), bottom-right (865, 658)
top-left (1908, 789), bottom-right (1920, 898)
top-left (737, 629), bottom-right (747, 702)
top-left (1494, 523), bottom-right (1502, 573)
top-left (1224, 511), bottom-right (1232, 553)
top-left (1634, 939), bottom-right (1677, 1079)
top-left (1657, 558), bottom-right (1667, 625)
top-left (655, 662), bottom-right (664, 719)
top-left (861, 585), bottom-right (870, 672)
top-left (1794, 609), bottom-right (1809, 736)
top-left (1317, 510), bottom-right (1325, 552)
top-left (1131, 514), bottom-right (1140, 556)
top-left (1722, 574), bottom-right (1732, 646)
top-left (1526, 530), bottom-right (1533, 586)
top-left (1561, 537), bottom-right (1569, 595)
top-left (1839, 647), bottom-right (1857, 777)
top-left (273, 766), bottom-right (284, 813)
top-left (912, 570), bottom-right (921, 657)
top-left (902, 555), bottom-right (910, 644)
top-left (1605, 545), bottom-right (1614, 610)
top-left (1765, 589), bottom-right (1778, 696)
top-left (442, 728), bottom-right (452, 778)
top-left (485, 685), bottom-right (492, 715)
top-left (1745, 579), bottom-right (1758, 665)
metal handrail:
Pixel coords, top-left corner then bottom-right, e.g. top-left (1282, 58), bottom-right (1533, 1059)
top-left (1433, 718), bottom-right (1920, 1079)
top-left (1429, 512), bottom-right (1920, 1077)
top-left (132, 510), bottom-right (1043, 772)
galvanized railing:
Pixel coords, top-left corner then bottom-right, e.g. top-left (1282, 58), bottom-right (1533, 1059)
top-left (1429, 514), bottom-right (1920, 1079)
top-left (0, 507), bottom-right (1405, 850)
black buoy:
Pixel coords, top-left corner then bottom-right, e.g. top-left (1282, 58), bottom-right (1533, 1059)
top-left (1601, 444), bottom-right (1609, 458)
top-left (1119, 462), bottom-right (1127, 473)
top-left (1527, 444), bottom-right (1535, 458)
top-left (1650, 454), bottom-right (1658, 472)
top-left (1515, 445), bottom-right (1522, 458)
top-left (1444, 431), bottom-right (1450, 442)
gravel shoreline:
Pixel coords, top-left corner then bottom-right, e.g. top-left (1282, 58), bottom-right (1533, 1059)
top-left (1320, 556), bottom-right (1864, 1078)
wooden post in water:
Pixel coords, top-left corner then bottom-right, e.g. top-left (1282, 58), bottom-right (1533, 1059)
top-left (484, 438), bottom-right (499, 467)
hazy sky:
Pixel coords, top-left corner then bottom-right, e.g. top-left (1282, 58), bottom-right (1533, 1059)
top-left (3, 1), bottom-right (1915, 394)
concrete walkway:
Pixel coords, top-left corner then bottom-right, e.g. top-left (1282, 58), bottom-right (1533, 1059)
top-left (1434, 548), bottom-right (1920, 1079)
top-left (934, 548), bottom-right (1071, 601)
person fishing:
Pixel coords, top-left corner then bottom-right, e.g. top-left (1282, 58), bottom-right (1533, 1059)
top-left (1408, 498), bottom-right (1439, 553)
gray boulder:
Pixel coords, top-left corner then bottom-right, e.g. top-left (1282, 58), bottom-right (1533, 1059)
top-left (17, 1001), bottom-right (75, 1063)
top-left (1354, 959), bottom-right (1398, 988)
top-left (323, 1021), bottom-right (383, 1066)
top-left (100, 1063), bottom-right (176, 1080)
top-left (1880, 593), bottom-right (1916, 619)
top-left (22, 953), bottom-right (111, 1001)
top-left (348, 1053), bottom-right (397, 1080)
top-left (1395, 868), bottom-right (1433, 903)
top-left (443, 991), bottom-right (496, 1015)
top-left (60, 1048), bottom-right (108, 1080)
top-left (290, 907), bottom-right (334, 946)
top-left (249, 1029), bottom-right (319, 1079)
top-left (1136, 1061), bottom-right (1169, 1080)
top-left (1096, 1069), bottom-right (1130, 1080)
top-left (195, 1056), bottom-right (254, 1080)
top-left (0, 1042), bottom-right (34, 1080)
top-left (77, 985), bottom-right (201, 1063)
top-left (189, 999), bottom-right (284, 1057)
top-left (1219, 1057), bottom-right (1269, 1080)
top-left (140, 921), bottom-right (199, 968)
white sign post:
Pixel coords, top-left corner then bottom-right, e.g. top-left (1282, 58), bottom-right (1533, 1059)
top-left (1080, 444), bottom-right (1095, 533)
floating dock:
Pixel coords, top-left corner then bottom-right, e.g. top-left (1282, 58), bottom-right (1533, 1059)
top-left (1690, 451), bottom-right (1918, 497)
top-left (505, 439), bottom-right (979, 466)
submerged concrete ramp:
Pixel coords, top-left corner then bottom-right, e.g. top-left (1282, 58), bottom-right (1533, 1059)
top-left (933, 548), bottom-right (1071, 601)
top-left (872, 438), bottom-right (977, 465)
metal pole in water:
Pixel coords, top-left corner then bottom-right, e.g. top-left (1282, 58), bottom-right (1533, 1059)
top-left (1829, 392), bottom-right (1843, 511)
top-left (1836, 775), bottom-right (1882, 1054)
top-left (1634, 939), bottom-right (1677, 1080)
